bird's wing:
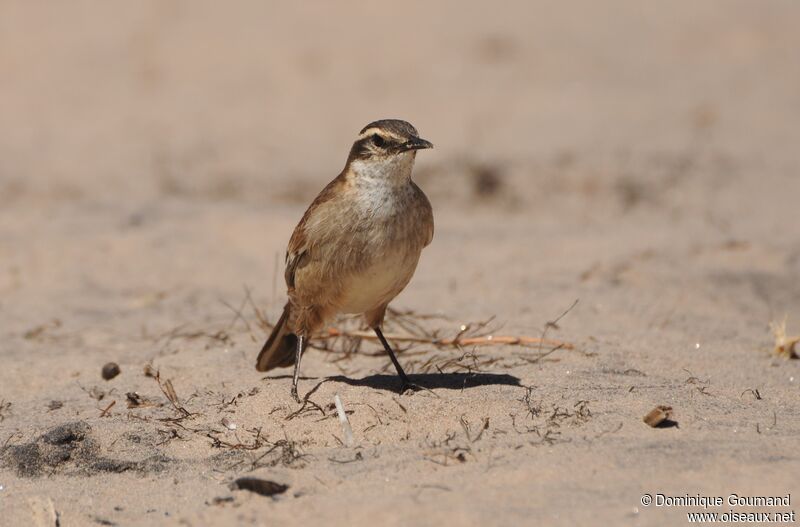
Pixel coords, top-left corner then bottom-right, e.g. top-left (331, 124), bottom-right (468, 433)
top-left (284, 238), bottom-right (308, 290)
top-left (284, 174), bottom-right (346, 289)
top-left (412, 181), bottom-right (435, 247)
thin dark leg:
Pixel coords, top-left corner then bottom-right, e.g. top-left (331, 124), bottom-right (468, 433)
top-left (290, 335), bottom-right (305, 402)
top-left (373, 326), bottom-right (414, 391)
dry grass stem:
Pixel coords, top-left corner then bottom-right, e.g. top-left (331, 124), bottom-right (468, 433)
top-left (770, 318), bottom-right (799, 359)
top-left (322, 328), bottom-right (573, 350)
top-left (334, 394), bottom-right (355, 447)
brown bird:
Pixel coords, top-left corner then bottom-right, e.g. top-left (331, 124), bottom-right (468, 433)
top-left (256, 119), bottom-right (434, 401)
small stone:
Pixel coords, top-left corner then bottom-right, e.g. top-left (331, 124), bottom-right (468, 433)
top-left (230, 477), bottom-right (288, 497)
top-left (102, 362), bottom-right (121, 381)
top-left (126, 392), bottom-right (144, 407)
top-left (221, 417), bottom-right (237, 431)
top-left (643, 405), bottom-right (674, 428)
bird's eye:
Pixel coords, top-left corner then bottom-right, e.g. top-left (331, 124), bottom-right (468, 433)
top-left (371, 134), bottom-right (385, 147)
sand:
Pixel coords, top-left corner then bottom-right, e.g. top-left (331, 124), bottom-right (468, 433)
top-left (1, 1), bottom-right (799, 525)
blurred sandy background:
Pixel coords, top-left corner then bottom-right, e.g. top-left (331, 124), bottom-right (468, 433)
top-left (1, 1), bottom-right (799, 526)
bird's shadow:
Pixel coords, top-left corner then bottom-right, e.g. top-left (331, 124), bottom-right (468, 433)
top-left (654, 419), bottom-right (679, 429)
top-left (264, 371), bottom-right (522, 393)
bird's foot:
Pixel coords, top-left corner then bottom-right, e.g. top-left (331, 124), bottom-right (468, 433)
top-left (291, 386), bottom-right (301, 404)
top-left (399, 379), bottom-right (423, 395)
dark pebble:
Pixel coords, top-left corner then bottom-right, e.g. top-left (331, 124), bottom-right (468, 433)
top-left (102, 362), bottom-right (121, 380)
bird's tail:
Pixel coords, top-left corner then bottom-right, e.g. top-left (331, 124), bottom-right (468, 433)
top-left (255, 303), bottom-right (298, 371)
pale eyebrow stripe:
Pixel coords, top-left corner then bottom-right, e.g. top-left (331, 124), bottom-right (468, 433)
top-left (357, 128), bottom-right (404, 141)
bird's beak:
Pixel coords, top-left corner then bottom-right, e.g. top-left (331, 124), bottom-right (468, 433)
top-left (400, 137), bottom-right (434, 152)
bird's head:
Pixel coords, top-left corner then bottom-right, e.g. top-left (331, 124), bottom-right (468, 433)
top-left (345, 119), bottom-right (433, 182)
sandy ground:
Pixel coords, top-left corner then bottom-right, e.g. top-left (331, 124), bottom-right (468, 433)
top-left (1, 1), bottom-right (799, 525)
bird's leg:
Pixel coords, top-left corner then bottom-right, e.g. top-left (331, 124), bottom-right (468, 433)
top-left (373, 326), bottom-right (418, 393)
top-left (290, 334), bottom-right (306, 403)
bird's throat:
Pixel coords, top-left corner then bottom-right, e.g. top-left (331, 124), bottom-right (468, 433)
top-left (347, 152), bottom-right (416, 188)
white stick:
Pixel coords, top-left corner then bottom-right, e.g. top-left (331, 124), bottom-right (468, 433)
top-left (334, 394), bottom-right (355, 447)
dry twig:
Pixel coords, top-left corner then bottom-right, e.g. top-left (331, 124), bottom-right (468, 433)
top-left (323, 328), bottom-right (572, 349)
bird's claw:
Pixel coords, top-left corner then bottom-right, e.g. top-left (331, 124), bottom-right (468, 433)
top-left (399, 380), bottom-right (422, 395)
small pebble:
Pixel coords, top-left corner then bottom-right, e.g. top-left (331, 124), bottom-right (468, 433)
top-left (221, 417), bottom-right (237, 431)
top-left (102, 362), bottom-right (121, 381)
top-left (643, 405), bottom-right (673, 427)
top-left (230, 477), bottom-right (288, 497)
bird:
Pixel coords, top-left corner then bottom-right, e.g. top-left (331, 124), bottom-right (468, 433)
top-left (256, 119), bottom-right (434, 402)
